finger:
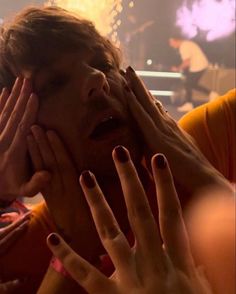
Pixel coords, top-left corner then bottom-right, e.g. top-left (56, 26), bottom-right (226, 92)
top-left (2, 79), bottom-right (33, 145)
top-left (80, 171), bottom-right (135, 280)
top-left (27, 134), bottom-right (44, 171)
top-left (46, 130), bottom-right (77, 186)
top-left (47, 233), bottom-right (113, 293)
top-left (126, 88), bottom-right (161, 153)
top-left (24, 134), bottom-right (51, 196)
top-left (10, 93), bottom-right (39, 149)
top-left (31, 125), bottom-right (57, 172)
top-left (0, 77), bottom-right (24, 134)
top-left (0, 211), bottom-right (31, 238)
top-left (151, 153), bottom-right (194, 272)
top-left (126, 67), bottom-right (164, 125)
top-left (0, 219), bottom-right (29, 255)
top-left (0, 88), bottom-right (9, 114)
top-left (19, 170), bottom-right (51, 197)
top-left (112, 146), bottom-right (165, 270)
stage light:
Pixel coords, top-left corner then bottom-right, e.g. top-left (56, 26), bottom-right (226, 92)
top-left (146, 59), bottom-right (153, 65)
top-left (129, 1), bottom-right (134, 8)
top-left (176, 0), bottom-right (235, 41)
top-left (45, 0), bottom-right (123, 43)
top-left (136, 70), bottom-right (183, 79)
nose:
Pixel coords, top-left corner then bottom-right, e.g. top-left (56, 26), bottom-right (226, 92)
top-left (85, 69), bottom-right (110, 100)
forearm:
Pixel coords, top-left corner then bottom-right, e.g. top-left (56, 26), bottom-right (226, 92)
top-left (178, 59), bottom-right (190, 71)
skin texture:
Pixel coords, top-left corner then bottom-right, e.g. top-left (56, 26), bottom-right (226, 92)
top-left (24, 50), bottom-right (146, 261)
top-left (0, 79), bottom-right (51, 201)
top-left (46, 151), bottom-right (212, 294)
top-left (0, 28), bottom-right (232, 293)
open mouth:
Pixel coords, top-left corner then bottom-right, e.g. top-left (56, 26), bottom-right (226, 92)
top-left (90, 116), bottom-right (124, 140)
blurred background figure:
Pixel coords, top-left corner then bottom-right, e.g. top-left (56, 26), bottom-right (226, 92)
top-left (169, 37), bottom-right (218, 112)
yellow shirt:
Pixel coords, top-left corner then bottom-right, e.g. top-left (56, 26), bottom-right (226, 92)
top-left (0, 89), bottom-right (235, 293)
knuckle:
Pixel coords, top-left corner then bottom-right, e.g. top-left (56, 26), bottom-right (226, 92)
top-left (100, 223), bottom-right (121, 240)
top-left (18, 122), bottom-right (27, 134)
top-left (130, 203), bottom-right (153, 222)
top-left (161, 206), bottom-right (181, 221)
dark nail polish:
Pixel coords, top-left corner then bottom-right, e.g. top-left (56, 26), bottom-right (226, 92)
top-left (127, 66), bottom-right (135, 73)
top-left (115, 145), bottom-right (129, 163)
top-left (48, 233), bottom-right (60, 246)
top-left (82, 171), bottom-right (95, 188)
top-left (155, 154), bottom-right (166, 169)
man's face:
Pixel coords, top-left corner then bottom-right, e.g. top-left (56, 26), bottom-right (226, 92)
top-left (31, 49), bottom-right (142, 179)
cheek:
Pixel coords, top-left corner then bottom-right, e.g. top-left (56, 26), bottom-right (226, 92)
top-left (37, 98), bottom-right (77, 134)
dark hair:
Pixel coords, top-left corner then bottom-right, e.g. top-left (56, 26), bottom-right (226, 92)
top-left (0, 6), bottom-right (122, 91)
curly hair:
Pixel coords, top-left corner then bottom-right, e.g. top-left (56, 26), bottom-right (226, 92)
top-left (0, 6), bottom-right (122, 91)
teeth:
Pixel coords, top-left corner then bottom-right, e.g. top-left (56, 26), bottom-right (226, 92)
top-left (101, 116), bottom-right (113, 123)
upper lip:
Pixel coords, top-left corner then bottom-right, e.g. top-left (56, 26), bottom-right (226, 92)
top-left (89, 109), bottom-right (125, 140)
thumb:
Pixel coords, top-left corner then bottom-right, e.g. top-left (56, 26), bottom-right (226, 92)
top-left (20, 170), bottom-right (51, 197)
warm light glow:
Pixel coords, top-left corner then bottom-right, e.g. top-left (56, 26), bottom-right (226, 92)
top-left (129, 1), bottom-right (134, 8)
top-left (45, 0), bottom-right (123, 41)
top-left (176, 0), bottom-right (236, 41)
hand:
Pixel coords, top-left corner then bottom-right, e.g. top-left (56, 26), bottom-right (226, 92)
top-left (0, 78), bottom-right (50, 202)
top-left (0, 211), bottom-right (31, 255)
top-left (28, 127), bottom-right (101, 258)
top-left (124, 67), bottom-right (232, 198)
top-left (47, 148), bottom-right (212, 294)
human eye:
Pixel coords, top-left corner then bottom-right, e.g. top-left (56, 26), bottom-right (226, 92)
top-left (95, 60), bottom-right (115, 73)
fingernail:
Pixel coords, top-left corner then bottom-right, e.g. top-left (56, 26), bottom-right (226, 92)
top-left (127, 66), bottom-right (135, 73)
top-left (82, 171), bottom-right (95, 188)
top-left (115, 145), bottom-right (129, 163)
top-left (154, 154), bottom-right (166, 169)
top-left (48, 233), bottom-right (60, 246)
top-left (119, 69), bottom-right (126, 76)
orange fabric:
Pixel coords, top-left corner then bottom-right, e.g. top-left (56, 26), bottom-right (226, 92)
top-left (0, 202), bottom-right (55, 293)
top-left (179, 89), bottom-right (236, 183)
top-left (0, 89), bottom-right (235, 292)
